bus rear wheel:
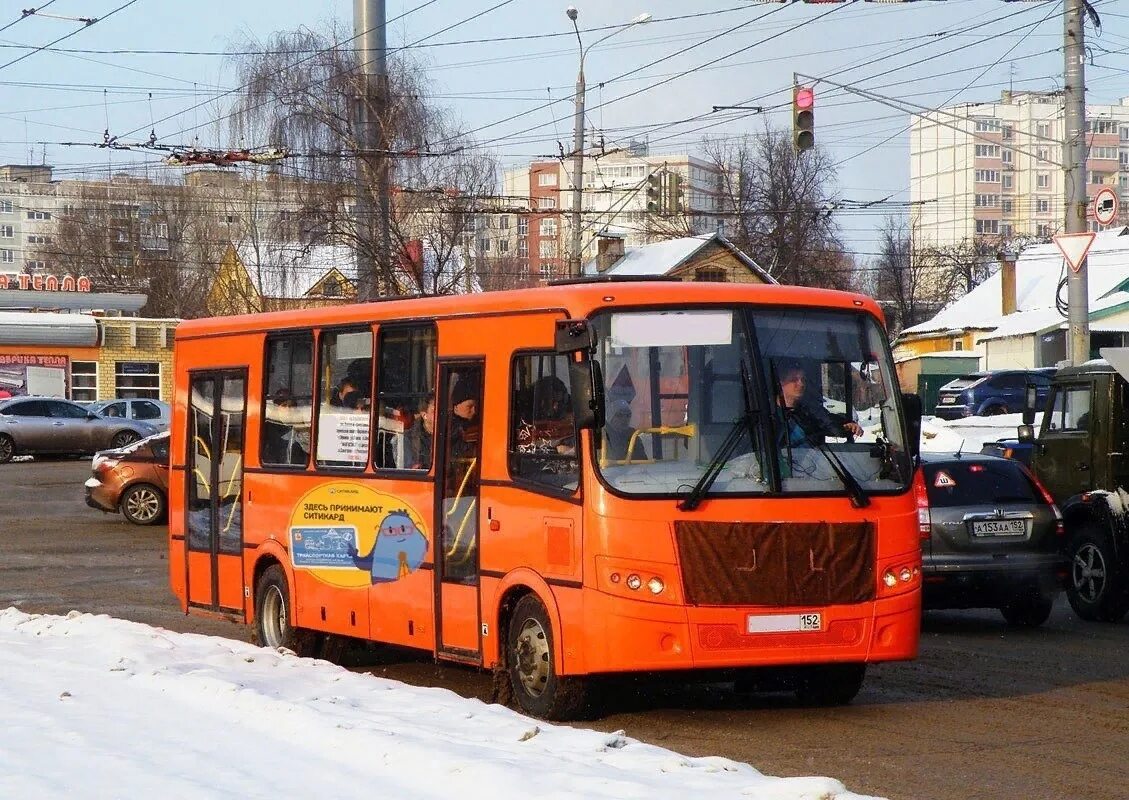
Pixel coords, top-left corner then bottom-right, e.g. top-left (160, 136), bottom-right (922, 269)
top-left (506, 594), bottom-right (591, 721)
top-left (793, 663), bottom-right (866, 706)
top-left (254, 565), bottom-right (320, 658)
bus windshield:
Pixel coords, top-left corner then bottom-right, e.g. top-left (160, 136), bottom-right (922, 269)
top-left (590, 306), bottom-right (911, 501)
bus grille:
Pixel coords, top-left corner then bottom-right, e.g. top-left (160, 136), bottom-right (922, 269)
top-left (673, 521), bottom-right (876, 607)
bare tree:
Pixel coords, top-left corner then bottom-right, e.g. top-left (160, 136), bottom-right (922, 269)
top-left (225, 23), bottom-right (499, 296)
top-left (702, 126), bottom-right (850, 289)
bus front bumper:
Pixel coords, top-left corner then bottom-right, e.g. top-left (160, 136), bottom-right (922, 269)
top-left (576, 589), bottom-right (919, 675)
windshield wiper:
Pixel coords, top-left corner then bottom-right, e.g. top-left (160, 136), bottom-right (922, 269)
top-left (678, 412), bottom-right (752, 512)
top-left (787, 407), bottom-right (870, 508)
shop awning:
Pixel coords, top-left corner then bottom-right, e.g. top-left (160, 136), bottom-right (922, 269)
top-left (0, 312), bottom-right (99, 346)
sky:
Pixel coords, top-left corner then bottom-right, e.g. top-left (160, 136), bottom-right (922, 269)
top-left (0, 607), bottom-right (881, 800)
top-left (0, 0), bottom-right (1126, 261)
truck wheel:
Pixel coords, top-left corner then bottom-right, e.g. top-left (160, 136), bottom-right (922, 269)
top-left (506, 594), bottom-right (592, 720)
top-left (253, 564), bottom-right (321, 657)
top-left (1067, 526), bottom-right (1129, 623)
top-left (1000, 588), bottom-right (1055, 627)
top-left (794, 663), bottom-right (866, 706)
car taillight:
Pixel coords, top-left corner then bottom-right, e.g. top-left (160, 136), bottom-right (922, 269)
top-left (1024, 466), bottom-right (1065, 537)
top-left (913, 470), bottom-right (931, 540)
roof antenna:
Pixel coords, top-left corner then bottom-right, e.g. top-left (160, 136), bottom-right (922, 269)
top-left (955, 438), bottom-right (965, 458)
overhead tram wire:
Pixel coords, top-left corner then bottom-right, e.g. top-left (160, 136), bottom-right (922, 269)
top-left (0, 1), bottom-right (58, 36)
top-left (119, 0), bottom-right (517, 143)
top-left (827, 0), bottom-right (1061, 171)
top-left (582, 1), bottom-right (1061, 162)
top-left (0, 0), bottom-right (141, 73)
top-left (450, 0), bottom-right (1047, 153)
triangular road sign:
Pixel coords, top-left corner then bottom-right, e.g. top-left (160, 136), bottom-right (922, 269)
top-left (1054, 232), bottom-right (1097, 273)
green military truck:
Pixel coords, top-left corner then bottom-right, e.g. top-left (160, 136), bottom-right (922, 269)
top-left (1020, 349), bottom-right (1129, 622)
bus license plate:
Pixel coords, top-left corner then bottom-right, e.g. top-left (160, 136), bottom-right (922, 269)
top-left (971, 519), bottom-right (1026, 536)
top-left (746, 612), bottom-right (822, 634)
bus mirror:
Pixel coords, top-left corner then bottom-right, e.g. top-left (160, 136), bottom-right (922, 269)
top-left (555, 320), bottom-right (594, 354)
top-left (1022, 383), bottom-right (1037, 426)
top-left (569, 359), bottom-right (604, 430)
top-left (901, 392), bottom-right (922, 461)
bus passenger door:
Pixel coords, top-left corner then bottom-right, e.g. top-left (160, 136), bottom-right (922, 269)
top-left (184, 370), bottom-right (247, 615)
top-left (434, 361), bottom-right (484, 661)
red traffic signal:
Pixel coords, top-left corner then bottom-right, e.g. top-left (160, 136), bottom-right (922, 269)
top-left (793, 85), bottom-right (815, 152)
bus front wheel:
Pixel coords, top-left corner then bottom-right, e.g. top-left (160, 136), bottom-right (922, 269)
top-left (254, 565), bottom-right (320, 657)
top-left (506, 594), bottom-right (591, 721)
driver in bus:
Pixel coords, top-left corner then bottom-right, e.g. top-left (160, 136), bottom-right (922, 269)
top-left (775, 359), bottom-right (863, 446)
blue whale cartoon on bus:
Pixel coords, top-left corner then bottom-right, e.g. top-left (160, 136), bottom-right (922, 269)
top-left (351, 508), bottom-right (428, 583)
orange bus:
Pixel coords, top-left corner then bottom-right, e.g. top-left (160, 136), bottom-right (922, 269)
top-left (169, 280), bottom-right (923, 719)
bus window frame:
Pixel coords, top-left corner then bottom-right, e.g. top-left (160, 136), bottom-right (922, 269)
top-left (506, 347), bottom-right (583, 501)
top-left (371, 320), bottom-right (439, 480)
top-left (259, 330), bottom-right (315, 472)
top-left (312, 324), bottom-right (376, 473)
top-left (585, 301), bottom-right (910, 504)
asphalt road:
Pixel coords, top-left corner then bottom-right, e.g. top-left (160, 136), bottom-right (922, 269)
top-left (2, 459), bottom-right (1127, 800)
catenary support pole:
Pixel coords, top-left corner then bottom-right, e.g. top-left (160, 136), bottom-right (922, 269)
top-left (1064, 0), bottom-right (1088, 364)
top-left (354, 0), bottom-right (390, 300)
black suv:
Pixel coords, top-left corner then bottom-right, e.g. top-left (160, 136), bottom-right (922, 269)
top-left (934, 369), bottom-right (1054, 420)
top-left (918, 452), bottom-right (1065, 626)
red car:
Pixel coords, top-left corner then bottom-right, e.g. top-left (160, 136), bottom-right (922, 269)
top-left (85, 431), bottom-right (170, 525)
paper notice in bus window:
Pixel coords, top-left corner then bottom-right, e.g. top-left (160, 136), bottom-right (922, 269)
top-left (317, 409), bottom-right (370, 463)
top-left (291, 526), bottom-right (358, 568)
top-left (610, 311), bottom-right (733, 348)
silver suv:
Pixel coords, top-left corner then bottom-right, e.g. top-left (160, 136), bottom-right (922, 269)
top-left (0, 396), bottom-right (159, 463)
top-left (919, 452), bottom-right (1065, 626)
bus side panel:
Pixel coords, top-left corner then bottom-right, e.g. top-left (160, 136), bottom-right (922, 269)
top-left (365, 478), bottom-right (436, 651)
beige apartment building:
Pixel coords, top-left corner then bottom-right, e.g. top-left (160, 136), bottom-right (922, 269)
top-left (502, 146), bottom-right (725, 281)
top-left (910, 91), bottom-right (1129, 249)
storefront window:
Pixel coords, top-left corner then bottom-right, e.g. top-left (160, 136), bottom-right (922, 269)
top-left (115, 361), bottom-right (160, 399)
top-left (71, 361), bottom-right (97, 402)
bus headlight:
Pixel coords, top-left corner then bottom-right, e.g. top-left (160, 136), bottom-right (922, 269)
top-left (626, 574), bottom-right (642, 590)
top-left (647, 577), bottom-right (665, 595)
top-left (879, 559), bottom-right (921, 596)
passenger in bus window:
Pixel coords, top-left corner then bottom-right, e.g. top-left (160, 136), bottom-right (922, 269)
top-left (330, 378), bottom-right (363, 409)
top-left (604, 399), bottom-right (647, 461)
top-left (405, 394), bottom-right (435, 470)
top-left (775, 359), bottom-right (863, 446)
top-left (264, 388), bottom-right (310, 464)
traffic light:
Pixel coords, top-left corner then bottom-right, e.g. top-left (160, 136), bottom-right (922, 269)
top-left (646, 172), bottom-right (661, 212)
top-left (793, 85), bottom-right (815, 152)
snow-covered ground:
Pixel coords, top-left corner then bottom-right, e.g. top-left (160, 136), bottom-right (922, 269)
top-left (0, 609), bottom-right (881, 800)
top-left (919, 413), bottom-right (1036, 454)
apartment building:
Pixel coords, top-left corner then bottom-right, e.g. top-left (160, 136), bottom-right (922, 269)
top-left (910, 91), bottom-right (1129, 249)
top-left (502, 146), bottom-right (725, 280)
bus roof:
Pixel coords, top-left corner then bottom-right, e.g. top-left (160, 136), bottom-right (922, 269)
top-left (176, 281), bottom-right (883, 341)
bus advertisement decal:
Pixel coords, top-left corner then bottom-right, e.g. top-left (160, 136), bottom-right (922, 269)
top-left (289, 482), bottom-right (429, 589)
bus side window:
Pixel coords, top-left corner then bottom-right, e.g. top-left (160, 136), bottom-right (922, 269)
top-left (509, 352), bottom-right (578, 491)
top-left (316, 329), bottom-right (373, 469)
top-left (261, 334), bottom-right (314, 468)
top-left (375, 325), bottom-right (437, 471)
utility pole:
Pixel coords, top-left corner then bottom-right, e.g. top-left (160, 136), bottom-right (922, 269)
top-left (1064, 0), bottom-right (1089, 364)
top-left (568, 8), bottom-right (585, 280)
top-left (354, 0), bottom-right (391, 301)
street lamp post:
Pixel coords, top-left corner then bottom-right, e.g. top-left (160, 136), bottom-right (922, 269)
top-left (566, 7), bottom-right (650, 279)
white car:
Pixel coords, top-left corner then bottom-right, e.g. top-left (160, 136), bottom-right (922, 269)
top-left (89, 398), bottom-right (171, 431)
